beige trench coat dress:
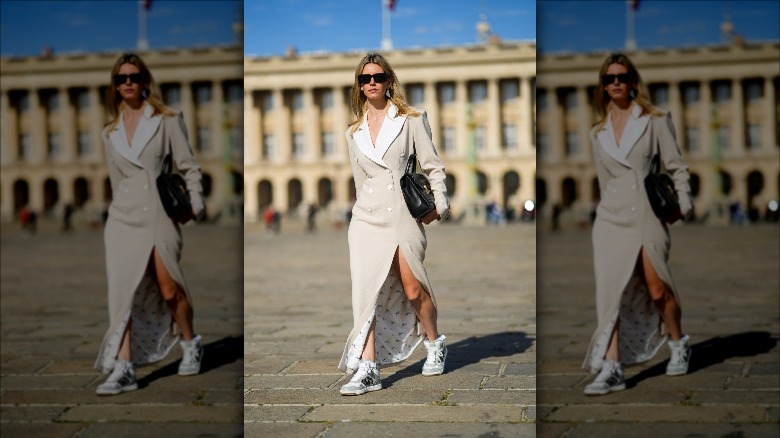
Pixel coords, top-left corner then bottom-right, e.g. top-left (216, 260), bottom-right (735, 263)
top-left (95, 103), bottom-right (204, 374)
top-left (338, 104), bottom-right (449, 374)
top-left (584, 104), bottom-right (692, 374)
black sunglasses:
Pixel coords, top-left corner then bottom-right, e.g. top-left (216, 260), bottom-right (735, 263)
top-left (114, 73), bottom-right (146, 85)
top-left (358, 73), bottom-right (390, 85)
top-left (602, 73), bottom-right (633, 85)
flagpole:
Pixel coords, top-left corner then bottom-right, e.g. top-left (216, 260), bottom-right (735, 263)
top-left (138, 0), bottom-right (149, 50)
top-left (381, 0), bottom-right (392, 50)
top-left (625, 0), bottom-right (636, 50)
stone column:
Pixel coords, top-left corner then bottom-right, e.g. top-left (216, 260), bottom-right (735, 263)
top-left (244, 173), bottom-right (258, 222)
top-left (0, 90), bottom-right (17, 165)
top-left (211, 80), bottom-right (224, 160)
top-left (273, 175), bottom-right (287, 213)
top-left (547, 88), bottom-right (563, 162)
top-left (424, 81), bottom-right (440, 147)
top-left (88, 86), bottom-right (103, 162)
top-left (699, 81), bottom-right (712, 159)
top-left (179, 82), bottom-right (196, 146)
top-left (304, 87), bottom-right (319, 162)
top-left (273, 88), bottom-right (291, 163)
top-left (763, 76), bottom-right (777, 152)
top-left (486, 78), bottom-right (501, 157)
top-left (29, 89), bottom-right (46, 164)
top-left (59, 87), bottom-right (76, 162)
top-left (333, 86), bottom-right (348, 164)
top-left (576, 86), bottom-right (590, 162)
top-left (668, 81), bottom-right (683, 141)
top-left (244, 90), bottom-right (260, 165)
top-left (731, 78), bottom-right (745, 156)
top-left (455, 80), bottom-right (467, 158)
top-left (520, 77), bottom-right (533, 153)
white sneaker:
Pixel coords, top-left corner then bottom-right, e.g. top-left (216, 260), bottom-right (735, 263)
top-left (422, 335), bottom-right (447, 376)
top-left (178, 334), bottom-right (204, 376)
top-left (666, 334), bottom-right (692, 376)
top-left (340, 360), bottom-right (381, 396)
top-left (96, 360), bottom-right (138, 395)
top-left (584, 360), bottom-right (626, 395)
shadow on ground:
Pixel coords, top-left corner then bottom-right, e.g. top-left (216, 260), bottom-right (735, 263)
top-left (626, 331), bottom-right (778, 388)
top-left (137, 335), bottom-right (243, 389)
top-left (383, 331), bottom-right (534, 388)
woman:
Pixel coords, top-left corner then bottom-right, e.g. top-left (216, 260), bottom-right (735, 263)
top-left (338, 52), bottom-right (449, 396)
top-left (583, 53), bottom-right (693, 395)
top-left (95, 53), bottom-right (206, 395)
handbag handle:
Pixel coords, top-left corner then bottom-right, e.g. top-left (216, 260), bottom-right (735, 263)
top-left (649, 117), bottom-right (662, 175)
top-left (405, 130), bottom-right (419, 175)
top-left (161, 123), bottom-right (174, 176)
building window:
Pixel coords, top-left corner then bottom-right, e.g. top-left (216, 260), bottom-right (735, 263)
top-left (469, 81), bottom-right (487, 104)
top-left (231, 126), bottom-right (242, 157)
top-left (197, 127), bottom-right (211, 152)
top-left (320, 89), bottom-right (333, 110)
top-left (194, 83), bottom-right (212, 104)
top-left (685, 127), bottom-right (699, 152)
top-left (682, 83), bottom-right (700, 105)
top-left (262, 92), bottom-right (274, 112)
top-left (78, 132), bottom-right (90, 157)
top-left (713, 81), bottom-right (731, 104)
top-left (500, 79), bottom-right (519, 103)
top-left (537, 89), bottom-right (547, 112)
top-left (321, 132), bottom-right (334, 156)
top-left (163, 84), bottom-right (181, 107)
top-left (502, 124), bottom-right (518, 149)
top-left (650, 84), bottom-right (669, 107)
top-left (262, 134), bottom-right (274, 159)
top-left (19, 134), bottom-right (32, 159)
top-left (441, 126), bottom-right (455, 152)
top-left (438, 83), bottom-right (455, 106)
top-left (47, 92), bottom-right (60, 112)
top-left (291, 91), bottom-right (304, 112)
top-left (20, 93), bottom-right (30, 112)
top-left (745, 80), bottom-right (763, 103)
top-left (475, 125), bottom-right (486, 150)
top-left (77, 90), bottom-right (90, 110)
top-left (48, 133), bottom-right (60, 158)
top-left (226, 82), bottom-right (242, 105)
top-left (407, 84), bottom-right (424, 107)
top-left (565, 131), bottom-right (578, 156)
top-left (537, 132), bottom-right (549, 157)
top-left (292, 132), bottom-right (305, 158)
top-left (747, 123), bottom-right (761, 149)
top-left (718, 126), bottom-right (730, 150)
top-left (563, 89), bottom-right (577, 111)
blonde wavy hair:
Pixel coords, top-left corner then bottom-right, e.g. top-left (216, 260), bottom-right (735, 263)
top-left (593, 52), bottom-right (663, 131)
top-left (106, 52), bottom-right (175, 131)
top-left (349, 52), bottom-right (420, 134)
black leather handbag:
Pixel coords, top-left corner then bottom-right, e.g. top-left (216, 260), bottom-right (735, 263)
top-left (644, 151), bottom-right (680, 224)
top-left (156, 142), bottom-right (193, 224)
top-left (400, 147), bottom-right (435, 220)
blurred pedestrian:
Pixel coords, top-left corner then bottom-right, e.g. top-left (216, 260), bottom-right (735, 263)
top-left (95, 53), bottom-right (206, 396)
top-left (584, 53), bottom-right (693, 396)
top-left (338, 52), bottom-right (450, 396)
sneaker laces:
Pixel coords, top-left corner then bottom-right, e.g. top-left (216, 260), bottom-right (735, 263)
top-left (350, 362), bottom-right (373, 383)
top-left (426, 342), bottom-right (443, 364)
top-left (182, 344), bottom-right (201, 366)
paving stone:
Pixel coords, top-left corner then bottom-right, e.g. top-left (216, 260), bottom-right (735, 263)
top-left (0, 388), bottom-right (203, 405)
top-left (245, 388), bottom-right (445, 405)
top-left (77, 423), bottom-right (244, 438)
top-left (0, 405), bottom-right (68, 422)
top-left (483, 375), bottom-right (536, 390)
top-left (690, 389), bottom-right (780, 405)
top-left (243, 422), bottom-right (326, 438)
top-left (322, 422), bottom-right (535, 437)
top-left (728, 375), bottom-right (780, 390)
top-left (0, 375), bottom-right (97, 390)
top-left (61, 404), bottom-right (241, 423)
top-left (245, 374), bottom-right (343, 389)
top-left (447, 389), bottom-right (536, 405)
top-left (546, 404), bottom-right (769, 423)
top-left (301, 404), bottom-right (528, 423)
top-left (0, 423), bottom-right (84, 438)
top-left (244, 405), bottom-right (313, 422)
top-left (564, 422), bottom-right (780, 438)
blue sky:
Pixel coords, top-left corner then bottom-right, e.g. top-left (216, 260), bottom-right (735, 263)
top-left (244, 0), bottom-right (537, 56)
top-left (0, 0), bottom-right (242, 57)
top-left (538, 0), bottom-right (780, 54)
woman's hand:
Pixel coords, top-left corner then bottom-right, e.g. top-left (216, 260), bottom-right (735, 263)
top-left (418, 209), bottom-right (440, 225)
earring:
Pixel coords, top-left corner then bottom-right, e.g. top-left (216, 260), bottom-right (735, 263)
top-left (141, 89), bottom-right (149, 99)
top-left (629, 88), bottom-right (637, 99)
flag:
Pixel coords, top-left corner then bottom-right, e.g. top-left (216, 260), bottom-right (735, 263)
top-left (631, 0), bottom-right (639, 11)
top-left (143, 0), bottom-right (152, 11)
top-left (386, 0), bottom-right (396, 12)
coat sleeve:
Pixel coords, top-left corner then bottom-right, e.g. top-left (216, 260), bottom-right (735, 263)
top-left (413, 111), bottom-right (450, 220)
top-left (169, 112), bottom-right (205, 217)
top-left (345, 128), bottom-right (366, 201)
top-left (657, 112), bottom-right (693, 218)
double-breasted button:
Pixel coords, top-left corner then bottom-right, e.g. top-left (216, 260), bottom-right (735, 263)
top-left (355, 157), bottom-right (358, 163)
top-left (368, 208), bottom-right (373, 213)
top-left (368, 187), bottom-right (374, 193)
top-left (387, 207), bottom-right (393, 213)
top-left (386, 169), bottom-right (392, 174)
top-left (387, 184), bottom-right (393, 190)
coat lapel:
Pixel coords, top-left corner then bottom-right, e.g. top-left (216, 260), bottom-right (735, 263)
top-left (374, 103), bottom-right (407, 160)
top-left (619, 103), bottom-right (650, 159)
top-left (108, 115), bottom-right (143, 168)
top-left (131, 103), bottom-right (162, 158)
top-left (596, 119), bottom-right (631, 168)
top-left (354, 117), bottom-right (387, 167)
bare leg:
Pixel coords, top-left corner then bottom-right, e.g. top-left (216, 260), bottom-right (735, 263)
top-left (360, 319), bottom-right (377, 362)
top-left (394, 248), bottom-right (439, 341)
top-left (604, 320), bottom-right (620, 361)
top-left (151, 249), bottom-right (195, 340)
top-left (117, 319), bottom-right (132, 361)
top-left (640, 248), bottom-right (683, 340)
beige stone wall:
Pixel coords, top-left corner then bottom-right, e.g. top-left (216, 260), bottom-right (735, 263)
top-left (0, 46), bottom-right (243, 223)
top-left (243, 42), bottom-right (537, 223)
top-left (536, 43), bottom-right (780, 223)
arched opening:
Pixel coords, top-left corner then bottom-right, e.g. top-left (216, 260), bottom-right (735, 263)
top-left (746, 170), bottom-right (764, 221)
top-left (43, 178), bottom-right (59, 213)
top-left (231, 170), bottom-right (243, 195)
top-left (202, 173), bottom-right (213, 198)
top-left (287, 178), bottom-right (303, 212)
top-left (258, 180), bottom-right (273, 210)
top-left (718, 169), bottom-right (732, 196)
top-left (74, 177), bottom-right (89, 208)
top-left (13, 179), bottom-right (29, 214)
top-left (535, 178), bottom-right (547, 210)
top-left (591, 176), bottom-right (600, 203)
top-left (317, 177), bottom-right (333, 207)
top-left (445, 173), bottom-right (457, 198)
top-left (502, 170), bottom-right (520, 208)
top-left (348, 177), bottom-right (356, 202)
top-left (690, 172), bottom-right (700, 198)
top-left (103, 177), bottom-right (113, 203)
top-left (475, 170), bottom-right (488, 196)
top-left (561, 177), bottom-right (577, 208)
